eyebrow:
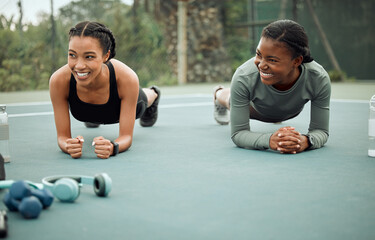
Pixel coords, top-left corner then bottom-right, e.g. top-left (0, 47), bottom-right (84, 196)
top-left (68, 49), bottom-right (97, 55)
top-left (267, 55), bottom-right (281, 60)
top-left (256, 49), bottom-right (281, 60)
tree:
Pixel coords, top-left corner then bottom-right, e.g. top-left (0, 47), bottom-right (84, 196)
top-left (154, 0), bottom-right (233, 83)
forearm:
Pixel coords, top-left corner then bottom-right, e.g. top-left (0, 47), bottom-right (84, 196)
top-left (305, 129), bottom-right (329, 150)
top-left (307, 103), bottom-right (330, 149)
top-left (231, 130), bottom-right (273, 150)
top-left (307, 79), bottom-right (330, 150)
top-left (115, 135), bottom-right (133, 153)
top-left (57, 136), bottom-right (69, 153)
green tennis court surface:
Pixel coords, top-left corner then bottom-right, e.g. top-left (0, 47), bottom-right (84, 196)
top-left (1, 82), bottom-right (375, 240)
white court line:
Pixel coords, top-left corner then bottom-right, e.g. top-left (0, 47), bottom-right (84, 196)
top-left (9, 112), bottom-right (54, 118)
top-left (8, 102), bottom-right (213, 118)
top-left (6, 94), bottom-right (211, 107)
top-left (331, 99), bottom-right (368, 104)
top-left (160, 102), bottom-right (212, 109)
top-left (6, 96), bottom-right (367, 118)
top-left (162, 94), bottom-right (211, 99)
top-left (6, 95), bottom-right (368, 107)
top-left (7, 101), bottom-right (52, 107)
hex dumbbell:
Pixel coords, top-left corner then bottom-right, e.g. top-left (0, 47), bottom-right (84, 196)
top-left (9, 181), bottom-right (53, 208)
top-left (3, 193), bottom-right (42, 219)
top-left (2, 180), bottom-right (54, 219)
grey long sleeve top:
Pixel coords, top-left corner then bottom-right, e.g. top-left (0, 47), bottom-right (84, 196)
top-left (230, 57), bottom-right (331, 150)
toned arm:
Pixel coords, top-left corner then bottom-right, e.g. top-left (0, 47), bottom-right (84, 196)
top-left (49, 65), bottom-right (74, 154)
top-left (110, 59), bottom-right (140, 153)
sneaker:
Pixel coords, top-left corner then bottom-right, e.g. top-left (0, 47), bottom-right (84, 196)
top-left (213, 85), bottom-right (229, 125)
top-left (84, 122), bottom-right (100, 128)
top-left (140, 86), bottom-right (161, 127)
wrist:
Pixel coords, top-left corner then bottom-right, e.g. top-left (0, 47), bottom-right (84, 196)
top-left (303, 134), bottom-right (314, 150)
top-left (110, 141), bottom-right (119, 156)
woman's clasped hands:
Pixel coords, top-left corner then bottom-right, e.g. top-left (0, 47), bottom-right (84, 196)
top-left (270, 127), bottom-right (309, 154)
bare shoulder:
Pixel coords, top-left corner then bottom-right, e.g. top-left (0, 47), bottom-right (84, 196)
top-left (49, 65), bottom-right (71, 87)
top-left (49, 65), bottom-right (71, 99)
top-left (110, 59), bottom-right (139, 86)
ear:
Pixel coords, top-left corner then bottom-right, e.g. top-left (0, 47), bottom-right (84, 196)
top-left (293, 55), bottom-right (303, 67)
top-left (103, 50), bottom-right (110, 62)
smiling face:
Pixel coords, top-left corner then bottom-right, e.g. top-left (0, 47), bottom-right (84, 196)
top-left (68, 36), bottom-right (110, 87)
top-left (254, 37), bottom-right (303, 91)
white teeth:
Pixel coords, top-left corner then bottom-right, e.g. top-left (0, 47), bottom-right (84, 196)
top-left (261, 71), bottom-right (272, 77)
top-left (77, 72), bottom-right (88, 77)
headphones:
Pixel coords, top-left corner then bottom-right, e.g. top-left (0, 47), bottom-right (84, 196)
top-left (0, 180), bottom-right (42, 190)
top-left (42, 173), bottom-right (112, 202)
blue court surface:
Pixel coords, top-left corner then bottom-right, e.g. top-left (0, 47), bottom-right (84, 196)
top-left (1, 86), bottom-right (375, 240)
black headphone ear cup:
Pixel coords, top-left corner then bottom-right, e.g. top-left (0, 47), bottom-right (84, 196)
top-left (93, 173), bottom-right (112, 197)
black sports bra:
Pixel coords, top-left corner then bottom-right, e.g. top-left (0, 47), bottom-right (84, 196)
top-left (68, 61), bottom-right (121, 124)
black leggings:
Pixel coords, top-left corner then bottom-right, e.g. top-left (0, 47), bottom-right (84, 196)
top-left (136, 88), bottom-right (148, 119)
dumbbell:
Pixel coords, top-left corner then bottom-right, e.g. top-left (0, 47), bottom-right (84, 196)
top-left (8, 181), bottom-right (53, 208)
top-left (3, 193), bottom-right (42, 219)
top-left (2, 181), bottom-right (54, 219)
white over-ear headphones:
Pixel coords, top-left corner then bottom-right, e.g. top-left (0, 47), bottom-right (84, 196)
top-left (42, 173), bottom-right (112, 202)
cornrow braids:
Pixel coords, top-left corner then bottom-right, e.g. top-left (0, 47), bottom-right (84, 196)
top-left (69, 27), bottom-right (77, 36)
top-left (68, 21), bottom-right (116, 61)
top-left (262, 20), bottom-right (314, 63)
top-left (93, 26), bottom-right (116, 60)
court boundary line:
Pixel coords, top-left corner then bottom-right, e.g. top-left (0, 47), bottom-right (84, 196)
top-left (8, 101), bottom-right (213, 118)
top-left (6, 94), bottom-right (211, 107)
top-left (6, 93), bottom-right (368, 106)
top-left (7, 95), bottom-right (368, 118)
top-left (9, 112), bottom-right (54, 118)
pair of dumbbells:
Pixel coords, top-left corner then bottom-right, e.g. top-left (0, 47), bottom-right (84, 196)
top-left (3, 181), bottom-right (54, 219)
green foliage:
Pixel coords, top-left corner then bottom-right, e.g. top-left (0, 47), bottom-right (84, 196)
top-left (0, 0), bottom-right (254, 91)
top-left (1, 0), bottom-right (372, 92)
top-left (328, 70), bottom-right (355, 82)
top-left (225, 35), bottom-right (252, 72)
top-left (223, 0), bottom-right (248, 24)
top-left (0, 0), bottom-right (173, 92)
top-left (223, 0), bottom-right (254, 71)
top-left (0, 29), bottom-right (21, 62)
top-left (107, 7), bottom-right (172, 87)
top-left (148, 73), bottom-right (177, 87)
top-left (0, 59), bottom-right (30, 91)
top-left (57, 0), bottom-right (174, 88)
top-left (328, 70), bottom-right (344, 82)
top-left (0, 13), bottom-right (58, 91)
top-left (0, 15), bottom-right (16, 29)
top-left (58, 0), bottom-right (122, 26)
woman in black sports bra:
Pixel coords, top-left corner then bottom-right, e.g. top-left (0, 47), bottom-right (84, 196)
top-left (49, 21), bottom-right (160, 159)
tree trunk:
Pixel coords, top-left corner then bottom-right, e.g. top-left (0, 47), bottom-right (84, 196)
top-left (157, 0), bottom-right (232, 83)
top-left (306, 0), bottom-right (343, 80)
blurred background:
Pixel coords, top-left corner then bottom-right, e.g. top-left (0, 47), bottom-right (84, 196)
top-left (0, 0), bottom-right (374, 92)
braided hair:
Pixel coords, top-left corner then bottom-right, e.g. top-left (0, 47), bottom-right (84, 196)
top-left (261, 20), bottom-right (313, 63)
top-left (69, 21), bottom-right (116, 62)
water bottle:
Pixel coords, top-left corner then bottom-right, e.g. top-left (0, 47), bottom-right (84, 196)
top-left (0, 105), bottom-right (10, 163)
top-left (369, 95), bottom-right (375, 157)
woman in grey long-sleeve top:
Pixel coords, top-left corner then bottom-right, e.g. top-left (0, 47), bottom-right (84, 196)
top-left (213, 19), bottom-right (331, 154)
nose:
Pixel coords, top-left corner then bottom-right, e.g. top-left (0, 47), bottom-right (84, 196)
top-left (75, 58), bottom-right (86, 70)
top-left (257, 59), bottom-right (268, 70)
top-left (254, 55), bottom-right (267, 70)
